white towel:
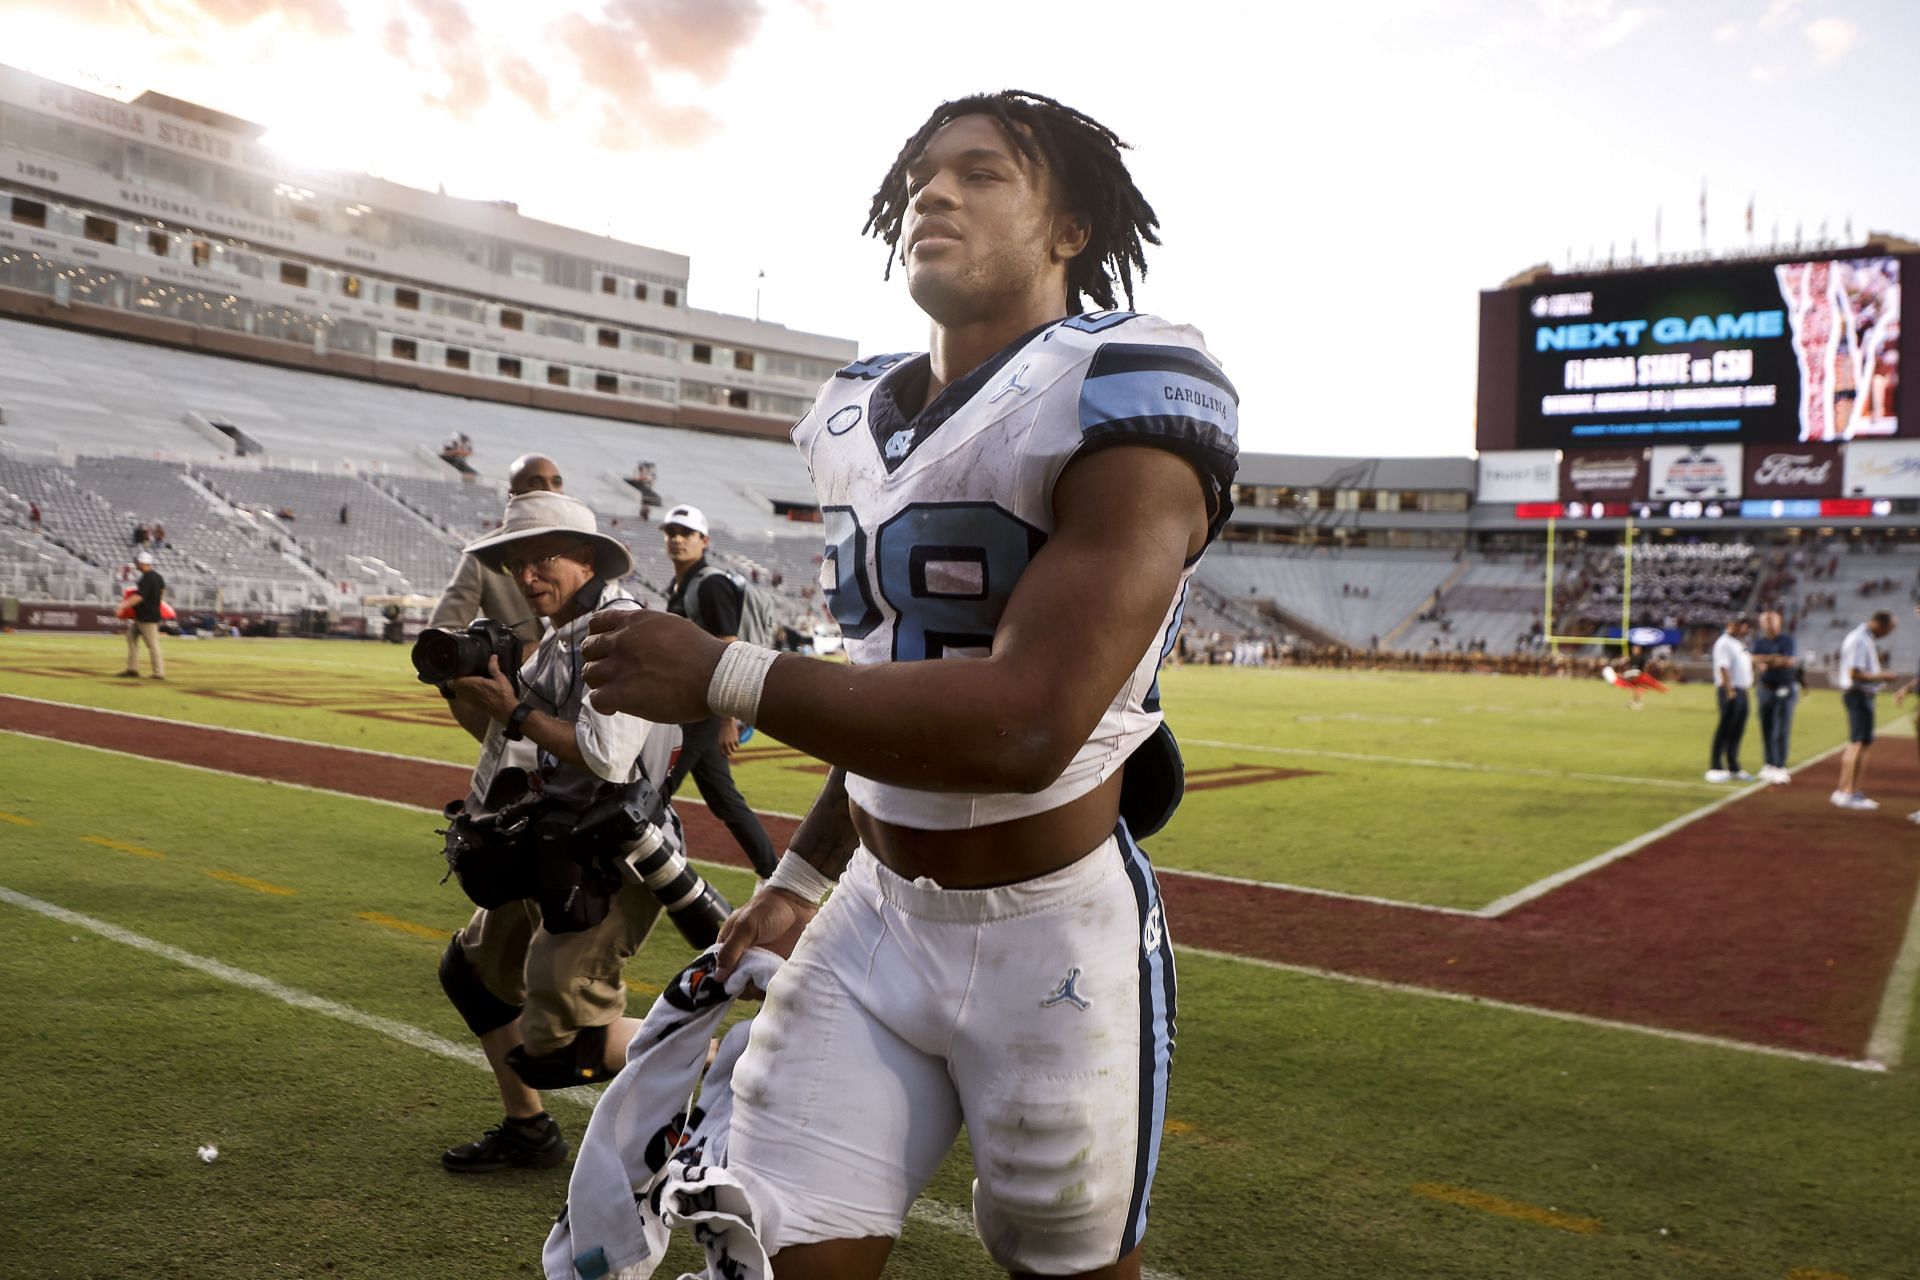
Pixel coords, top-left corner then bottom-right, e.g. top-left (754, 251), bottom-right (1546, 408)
top-left (544, 948), bottom-right (782, 1280)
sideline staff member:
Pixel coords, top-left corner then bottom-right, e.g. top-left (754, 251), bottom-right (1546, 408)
top-left (1751, 609), bottom-right (1799, 786)
top-left (661, 504), bottom-right (778, 878)
top-left (437, 491), bottom-right (676, 1172)
top-left (1833, 609), bottom-right (1898, 811)
top-left (1707, 613), bottom-right (1753, 783)
top-left (119, 550), bottom-right (166, 680)
top-left (430, 453), bottom-right (564, 648)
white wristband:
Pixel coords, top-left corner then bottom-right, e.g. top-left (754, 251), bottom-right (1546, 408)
top-left (765, 850), bottom-right (835, 903)
top-left (706, 641), bottom-right (779, 725)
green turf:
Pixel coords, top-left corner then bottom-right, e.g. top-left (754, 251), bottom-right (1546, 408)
top-left (3, 738), bottom-right (1918, 1279)
top-left (0, 631), bottom-right (1880, 910)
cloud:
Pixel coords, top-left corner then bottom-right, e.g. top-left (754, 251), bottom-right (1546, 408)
top-left (496, 55), bottom-right (555, 122)
top-left (1526, 0), bottom-right (1660, 51)
top-left (384, 0), bottom-right (487, 119)
top-left (170, 0), bottom-right (349, 37)
top-left (1804, 16), bottom-right (1857, 66)
top-left (1748, 63), bottom-right (1778, 84)
top-left (1711, 20), bottom-right (1740, 42)
top-left (1588, 5), bottom-right (1654, 48)
top-left (1758, 0), bottom-right (1805, 30)
top-left (549, 0), bottom-right (769, 148)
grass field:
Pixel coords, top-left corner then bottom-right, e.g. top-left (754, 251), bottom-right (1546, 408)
top-left (3, 630), bottom-right (1918, 1279)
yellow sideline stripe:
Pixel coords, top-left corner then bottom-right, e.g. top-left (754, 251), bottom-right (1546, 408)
top-left (1163, 1118), bottom-right (1197, 1135)
top-left (82, 835), bottom-right (164, 859)
top-left (1787, 1269), bottom-right (1854, 1279)
top-left (623, 977), bottom-right (660, 996)
top-left (202, 868), bottom-right (296, 897)
top-left (0, 810), bottom-right (36, 826)
top-left (1411, 1182), bottom-right (1601, 1235)
top-left (358, 911), bottom-right (447, 940)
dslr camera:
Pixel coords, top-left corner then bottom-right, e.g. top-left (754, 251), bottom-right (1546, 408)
top-left (412, 616), bottom-right (523, 687)
top-left (572, 779), bottom-right (733, 950)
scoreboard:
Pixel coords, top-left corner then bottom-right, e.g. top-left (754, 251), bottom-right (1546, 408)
top-left (1478, 254), bottom-right (1906, 451)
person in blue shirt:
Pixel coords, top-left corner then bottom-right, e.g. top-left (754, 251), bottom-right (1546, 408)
top-left (1751, 609), bottom-right (1800, 786)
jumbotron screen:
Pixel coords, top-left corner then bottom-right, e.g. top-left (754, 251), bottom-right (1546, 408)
top-left (1478, 255), bottom-right (1905, 450)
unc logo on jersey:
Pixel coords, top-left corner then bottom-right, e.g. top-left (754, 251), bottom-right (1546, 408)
top-left (826, 404), bottom-right (862, 435)
top-left (884, 428), bottom-right (915, 460)
top-left (1141, 904), bottom-right (1164, 954)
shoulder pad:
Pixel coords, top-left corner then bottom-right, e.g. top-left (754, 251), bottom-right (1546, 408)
top-left (835, 351), bottom-right (919, 381)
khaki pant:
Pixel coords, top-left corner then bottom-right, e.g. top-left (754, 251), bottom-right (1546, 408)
top-left (456, 879), bottom-right (662, 1055)
top-left (125, 621), bottom-right (165, 677)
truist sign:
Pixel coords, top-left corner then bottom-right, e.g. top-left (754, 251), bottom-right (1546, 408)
top-left (1743, 444), bottom-right (1842, 499)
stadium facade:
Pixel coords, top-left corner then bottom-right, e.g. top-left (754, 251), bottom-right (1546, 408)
top-left (0, 64), bottom-right (855, 440)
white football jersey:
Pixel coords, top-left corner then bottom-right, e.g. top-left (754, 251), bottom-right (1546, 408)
top-left (791, 311), bottom-right (1240, 830)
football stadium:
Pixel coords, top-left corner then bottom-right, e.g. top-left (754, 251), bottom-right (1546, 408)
top-left (4, 28), bottom-right (1920, 1280)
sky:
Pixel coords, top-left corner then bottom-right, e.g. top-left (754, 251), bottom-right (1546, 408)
top-left (3, 0), bottom-right (1918, 457)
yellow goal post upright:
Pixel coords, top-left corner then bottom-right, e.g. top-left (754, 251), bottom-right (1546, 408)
top-left (1542, 513), bottom-right (1635, 655)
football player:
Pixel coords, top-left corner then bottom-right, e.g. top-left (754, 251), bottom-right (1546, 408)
top-left (580, 90), bottom-right (1238, 1280)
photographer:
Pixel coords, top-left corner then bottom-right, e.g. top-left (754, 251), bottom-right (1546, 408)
top-left (430, 491), bottom-right (680, 1174)
top-left (427, 453), bottom-right (564, 649)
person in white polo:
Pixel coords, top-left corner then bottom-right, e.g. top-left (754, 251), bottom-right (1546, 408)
top-left (1707, 613), bottom-right (1754, 783)
top-left (1833, 609), bottom-right (1899, 811)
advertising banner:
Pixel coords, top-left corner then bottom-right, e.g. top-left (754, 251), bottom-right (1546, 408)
top-left (1648, 444), bottom-right (1743, 499)
top-left (1477, 450), bottom-right (1560, 503)
top-left (1560, 448), bottom-right (1647, 501)
top-left (1742, 443), bottom-right (1843, 499)
top-left (1843, 439), bottom-right (1920, 497)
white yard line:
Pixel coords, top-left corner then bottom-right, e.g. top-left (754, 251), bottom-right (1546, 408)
top-left (1183, 737), bottom-right (1725, 792)
top-left (1865, 875), bottom-right (1920, 1070)
top-left (1176, 944), bottom-right (1884, 1074)
top-left (0, 883), bottom-right (1180, 1280)
top-left (1477, 742), bottom-right (1851, 918)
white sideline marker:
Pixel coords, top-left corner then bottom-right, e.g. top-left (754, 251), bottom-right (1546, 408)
top-left (1866, 875), bottom-right (1920, 1070)
top-left (0, 884), bottom-right (1181, 1280)
top-left (1184, 737), bottom-right (1727, 792)
top-left (1478, 742), bottom-right (1851, 918)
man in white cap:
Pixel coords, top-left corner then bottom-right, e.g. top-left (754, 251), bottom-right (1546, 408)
top-left (428, 453), bottom-right (564, 650)
top-left (119, 550), bottom-right (166, 680)
top-left (660, 503), bottom-right (779, 878)
top-left (431, 490), bottom-right (681, 1174)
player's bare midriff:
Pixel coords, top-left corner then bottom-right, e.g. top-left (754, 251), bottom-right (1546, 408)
top-left (851, 771), bottom-right (1126, 889)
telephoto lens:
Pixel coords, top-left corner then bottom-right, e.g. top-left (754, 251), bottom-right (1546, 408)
top-left (617, 822), bottom-right (733, 949)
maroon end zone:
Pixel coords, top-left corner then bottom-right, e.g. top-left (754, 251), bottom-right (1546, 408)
top-left (4, 693), bottom-right (1915, 1063)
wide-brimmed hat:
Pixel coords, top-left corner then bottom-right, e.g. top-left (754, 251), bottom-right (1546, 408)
top-left (463, 491), bottom-right (633, 580)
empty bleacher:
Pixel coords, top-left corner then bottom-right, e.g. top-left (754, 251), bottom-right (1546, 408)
top-left (1195, 546), bottom-right (1462, 649)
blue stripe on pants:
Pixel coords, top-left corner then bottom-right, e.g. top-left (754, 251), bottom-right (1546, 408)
top-left (1114, 819), bottom-right (1176, 1258)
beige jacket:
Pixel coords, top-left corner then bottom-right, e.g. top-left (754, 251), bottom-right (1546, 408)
top-left (429, 552), bottom-right (542, 647)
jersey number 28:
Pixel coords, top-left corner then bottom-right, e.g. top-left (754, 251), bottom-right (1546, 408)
top-left (823, 502), bottom-right (1045, 662)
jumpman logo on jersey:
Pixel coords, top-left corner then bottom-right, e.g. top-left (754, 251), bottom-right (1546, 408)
top-left (987, 360), bottom-right (1032, 403)
top-left (1041, 967), bottom-right (1090, 1011)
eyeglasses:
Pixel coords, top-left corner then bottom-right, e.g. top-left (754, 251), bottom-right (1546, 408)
top-left (502, 546), bottom-right (584, 576)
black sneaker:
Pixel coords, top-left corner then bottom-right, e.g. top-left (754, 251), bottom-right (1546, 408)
top-left (116, 670), bottom-right (141, 679)
top-left (440, 1113), bottom-right (567, 1173)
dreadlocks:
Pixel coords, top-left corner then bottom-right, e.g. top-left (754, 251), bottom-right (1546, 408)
top-left (863, 90), bottom-right (1160, 315)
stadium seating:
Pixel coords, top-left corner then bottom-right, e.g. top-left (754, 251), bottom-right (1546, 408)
top-left (1195, 547), bottom-right (1461, 649)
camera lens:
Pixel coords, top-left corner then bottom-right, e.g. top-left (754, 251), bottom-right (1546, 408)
top-left (619, 826), bottom-right (731, 949)
top-left (412, 627), bottom-right (475, 683)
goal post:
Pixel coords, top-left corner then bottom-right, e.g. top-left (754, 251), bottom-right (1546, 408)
top-left (1543, 514), bottom-right (1635, 654)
